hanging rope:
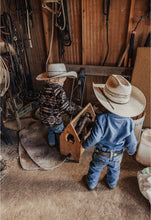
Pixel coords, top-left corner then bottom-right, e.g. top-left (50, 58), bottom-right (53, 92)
top-left (42, 1), bottom-right (56, 70)
top-left (46, 11), bottom-right (55, 71)
top-left (42, 0), bottom-right (71, 65)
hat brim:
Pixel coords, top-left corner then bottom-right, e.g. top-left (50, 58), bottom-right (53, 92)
top-left (93, 83), bottom-right (146, 117)
top-left (36, 71), bottom-right (77, 81)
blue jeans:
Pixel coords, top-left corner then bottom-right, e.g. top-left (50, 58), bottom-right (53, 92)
top-left (48, 123), bottom-right (64, 147)
top-left (87, 150), bottom-right (123, 189)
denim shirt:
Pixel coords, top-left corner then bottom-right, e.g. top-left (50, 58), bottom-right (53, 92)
top-left (82, 111), bottom-right (137, 155)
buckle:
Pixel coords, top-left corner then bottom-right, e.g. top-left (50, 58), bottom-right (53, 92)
top-left (95, 149), bottom-right (122, 157)
top-left (113, 151), bottom-right (123, 156)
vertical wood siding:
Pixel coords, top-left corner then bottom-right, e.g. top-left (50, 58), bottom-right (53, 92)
top-left (1, 0), bottom-right (150, 92)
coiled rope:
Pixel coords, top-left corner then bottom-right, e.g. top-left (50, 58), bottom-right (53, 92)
top-left (0, 56), bottom-right (10, 97)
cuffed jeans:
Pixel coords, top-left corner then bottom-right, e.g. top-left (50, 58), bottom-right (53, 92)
top-left (87, 150), bottom-right (123, 189)
top-left (48, 123), bottom-right (64, 147)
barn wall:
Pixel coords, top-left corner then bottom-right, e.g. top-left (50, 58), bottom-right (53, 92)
top-left (1, 0), bottom-right (150, 103)
top-left (41, 0), bottom-right (149, 65)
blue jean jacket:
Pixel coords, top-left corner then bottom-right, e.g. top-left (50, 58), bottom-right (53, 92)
top-left (82, 111), bottom-right (137, 155)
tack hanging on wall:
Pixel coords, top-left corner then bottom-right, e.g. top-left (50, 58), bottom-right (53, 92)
top-left (102, 0), bottom-right (111, 66)
top-left (41, 0), bottom-right (71, 69)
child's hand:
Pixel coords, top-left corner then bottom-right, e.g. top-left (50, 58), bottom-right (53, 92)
top-left (80, 136), bottom-right (86, 144)
top-left (80, 139), bottom-right (84, 144)
top-left (71, 103), bottom-right (82, 113)
top-left (128, 153), bottom-right (136, 160)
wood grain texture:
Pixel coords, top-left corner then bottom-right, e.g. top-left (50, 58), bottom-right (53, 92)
top-left (60, 103), bottom-right (95, 162)
top-left (131, 47), bottom-right (151, 128)
top-left (1, 0), bottom-right (150, 91)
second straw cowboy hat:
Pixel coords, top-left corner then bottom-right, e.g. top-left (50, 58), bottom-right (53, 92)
top-left (93, 74), bottom-right (146, 117)
top-left (36, 63), bottom-right (77, 80)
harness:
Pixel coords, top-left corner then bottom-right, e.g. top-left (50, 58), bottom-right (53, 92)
top-left (0, 2), bottom-right (35, 133)
top-left (42, 0), bottom-right (72, 65)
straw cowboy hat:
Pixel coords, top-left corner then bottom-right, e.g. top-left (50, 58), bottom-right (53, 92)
top-left (93, 74), bottom-right (146, 117)
top-left (36, 63), bottom-right (77, 80)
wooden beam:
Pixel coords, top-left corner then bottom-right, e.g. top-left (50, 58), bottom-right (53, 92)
top-left (66, 64), bottom-right (132, 78)
top-left (124, 0), bottom-right (135, 67)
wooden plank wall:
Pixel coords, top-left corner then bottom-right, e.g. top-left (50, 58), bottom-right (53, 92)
top-left (41, 0), bottom-right (149, 66)
top-left (40, 0), bottom-right (149, 104)
top-left (1, 0), bottom-right (150, 103)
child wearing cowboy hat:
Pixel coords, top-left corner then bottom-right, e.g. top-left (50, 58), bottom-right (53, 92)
top-left (36, 63), bottom-right (77, 148)
top-left (82, 74), bottom-right (146, 191)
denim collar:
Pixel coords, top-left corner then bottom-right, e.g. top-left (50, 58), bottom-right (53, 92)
top-left (106, 110), bottom-right (128, 119)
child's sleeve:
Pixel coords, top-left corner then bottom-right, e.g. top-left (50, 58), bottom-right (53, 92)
top-left (125, 121), bottom-right (138, 155)
top-left (82, 115), bottom-right (103, 150)
top-left (60, 90), bottom-right (73, 112)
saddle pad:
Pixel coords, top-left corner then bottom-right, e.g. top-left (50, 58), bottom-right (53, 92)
top-left (19, 121), bottom-right (67, 170)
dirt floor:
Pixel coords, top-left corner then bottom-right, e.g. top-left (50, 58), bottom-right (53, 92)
top-left (0, 119), bottom-right (150, 220)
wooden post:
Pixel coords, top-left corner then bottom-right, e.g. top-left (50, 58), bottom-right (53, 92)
top-left (41, 0), bottom-right (53, 64)
top-left (124, 0), bottom-right (135, 67)
top-left (81, 0), bottom-right (87, 65)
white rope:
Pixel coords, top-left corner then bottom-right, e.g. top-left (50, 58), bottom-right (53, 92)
top-left (0, 56), bottom-right (10, 97)
top-left (46, 10), bottom-right (55, 71)
top-left (42, 0), bottom-right (66, 70)
top-left (39, 156), bottom-right (69, 171)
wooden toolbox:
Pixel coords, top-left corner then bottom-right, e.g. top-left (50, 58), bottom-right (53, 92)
top-left (60, 103), bottom-right (96, 162)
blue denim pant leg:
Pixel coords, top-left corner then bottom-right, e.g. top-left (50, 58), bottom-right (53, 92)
top-left (87, 152), bottom-right (107, 189)
top-left (48, 127), bottom-right (55, 145)
top-left (107, 153), bottom-right (123, 188)
top-left (48, 123), bottom-right (64, 146)
top-left (54, 123), bottom-right (64, 147)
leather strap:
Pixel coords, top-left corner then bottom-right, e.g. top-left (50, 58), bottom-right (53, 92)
top-left (95, 149), bottom-right (123, 157)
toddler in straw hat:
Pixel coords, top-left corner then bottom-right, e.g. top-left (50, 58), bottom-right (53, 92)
top-left (82, 74), bottom-right (146, 191)
top-left (37, 63), bottom-right (77, 148)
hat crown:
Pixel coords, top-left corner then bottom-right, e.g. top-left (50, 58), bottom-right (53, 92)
top-left (47, 63), bottom-right (66, 77)
top-left (48, 63), bottom-right (66, 72)
top-left (103, 75), bottom-right (132, 104)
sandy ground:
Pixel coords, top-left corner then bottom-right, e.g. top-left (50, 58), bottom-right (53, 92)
top-left (0, 141), bottom-right (150, 220)
top-left (0, 117), bottom-right (150, 220)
